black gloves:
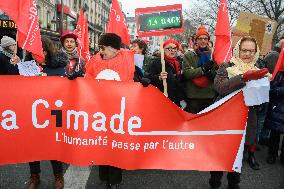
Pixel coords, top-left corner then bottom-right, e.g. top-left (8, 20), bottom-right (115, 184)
top-left (201, 60), bottom-right (214, 73)
top-left (67, 64), bottom-right (84, 80)
top-left (67, 71), bottom-right (79, 80)
top-left (67, 69), bottom-right (84, 80)
top-left (140, 77), bottom-right (151, 87)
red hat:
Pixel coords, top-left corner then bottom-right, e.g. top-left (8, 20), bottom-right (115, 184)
top-left (195, 25), bottom-right (210, 40)
top-left (163, 39), bottom-right (180, 50)
top-left (60, 31), bottom-right (78, 44)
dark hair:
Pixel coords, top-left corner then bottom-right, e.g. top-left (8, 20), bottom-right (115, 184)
top-left (239, 36), bottom-right (257, 51)
top-left (41, 36), bottom-right (68, 68)
top-left (41, 36), bottom-right (57, 62)
top-left (131, 39), bottom-right (148, 55)
top-left (152, 49), bottom-right (161, 57)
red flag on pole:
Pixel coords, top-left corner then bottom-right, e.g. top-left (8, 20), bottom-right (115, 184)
top-left (0, 0), bottom-right (45, 63)
top-left (271, 42), bottom-right (284, 80)
top-left (107, 0), bottom-right (130, 46)
top-left (213, 0), bottom-right (232, 65)
top-left (74, 9), bottom-right (91, 62)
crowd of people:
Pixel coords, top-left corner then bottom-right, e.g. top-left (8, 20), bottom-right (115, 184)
top-left (0, 24), bottom-right (283, 189)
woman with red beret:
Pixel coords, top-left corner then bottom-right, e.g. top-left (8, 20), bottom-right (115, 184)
top-left (148, 38), bottom-right (186, 108)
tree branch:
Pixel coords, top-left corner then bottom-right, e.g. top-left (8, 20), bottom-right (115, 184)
top-left (259, 0), bottom-right (272, 18)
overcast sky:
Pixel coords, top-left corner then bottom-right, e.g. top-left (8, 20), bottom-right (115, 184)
top-left (119, 0), bottom-right (193, 17)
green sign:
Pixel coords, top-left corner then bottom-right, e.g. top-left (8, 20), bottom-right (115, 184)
top-left (138, 10), bottom-right (182, 32)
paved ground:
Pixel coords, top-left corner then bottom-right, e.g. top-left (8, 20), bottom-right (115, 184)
top-left (0, 145), bottom-right (283, 189)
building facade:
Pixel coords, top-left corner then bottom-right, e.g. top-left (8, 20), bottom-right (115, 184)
top-left (126, 17), bottom-right (137, 41)
top-left (0, 0), bottom-right (112, 53)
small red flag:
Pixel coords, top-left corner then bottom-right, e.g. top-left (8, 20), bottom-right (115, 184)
top-left (271, 42), bottom-right (284, 80)
top-left (0, 0), bottom-right (45, 63)
top-left (74, 9), bottom-right (91, 62)
top-left (107, 0), bottom-right (130, 46)
top-left (213, 0), bottom-right (232, 65)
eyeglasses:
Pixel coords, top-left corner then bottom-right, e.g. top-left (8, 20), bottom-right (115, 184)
top-left (197, 37), bottom-right (209, 41)
top-left (165, 47), bottom-right (177, 51)
top-left (240, 49), bottom-right (256, 54)
top-left (98, 45), bottom-right (105, 51)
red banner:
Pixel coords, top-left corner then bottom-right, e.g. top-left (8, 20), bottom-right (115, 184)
top-left (0, 76), bottom-right (248, 172)
top-left (0, 0), bottom-right (45, 63)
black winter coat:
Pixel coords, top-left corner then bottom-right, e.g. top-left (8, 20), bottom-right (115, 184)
top-left (42, 52), bottom-right (69, 76)
top-left (148, 57), bottom-right (185, 106)
top-left (0, 53), bottom-right (19, 75)
top-left (265, 73), bottom-right (284, 133)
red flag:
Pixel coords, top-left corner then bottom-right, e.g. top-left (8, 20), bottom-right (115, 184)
top-left (107, 0), bottom-right (130, 46)
top-left (0, 0), bottom-right (45, 63)
top-left (213, 0), bottom-right (232, 65)
top-left (74, 9), bottom-right (91, 62)
top-left (272, 42), bottom-right (284, 80)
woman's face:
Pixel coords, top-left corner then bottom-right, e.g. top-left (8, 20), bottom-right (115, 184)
top-left (239, 41), bottom-right (256, 63)
top-left (130, 43), bottom-right (143, 54)
top-left (164, 43), bottom-right (177, 58)
top-left (8, 44), bottom-right (17, 54)
top-left (63, 38), bottom-right (76, 53)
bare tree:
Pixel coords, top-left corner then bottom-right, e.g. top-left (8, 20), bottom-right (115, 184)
top-left (185, 0), bottom-right (284, 41)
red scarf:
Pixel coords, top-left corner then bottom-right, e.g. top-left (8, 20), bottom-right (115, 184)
top-left (164, 55), bottom-right (180, 75)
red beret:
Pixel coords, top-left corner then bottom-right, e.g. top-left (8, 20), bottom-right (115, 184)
top-left (60, 31), bottom-right (78, 44)
top-left (163, 39), bottom-right (180, 50)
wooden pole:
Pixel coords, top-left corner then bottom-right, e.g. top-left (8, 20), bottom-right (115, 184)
top-left (159, 36), bottom-right (168, 97)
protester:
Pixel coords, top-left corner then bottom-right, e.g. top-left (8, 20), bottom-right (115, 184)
top-left (257, 39), bottom-right (284, 146)
top-left (152, 48), bottom-right (161, 58)
top-left (181, 43), bottom-right (189, 54)
top-left (24, 37), bottom-right (68, 189)
top-left (182, 25), bottom-right (217, 113)
top-left (84, 33), bottom-right (150, 189)
top-left (0, 35), bottom-right (20, 75)
top-left (60, 31), bottom-right (86, 79)
top-left (130, 39), bottom-right (152, 77)
top-left (187, 35), bottom-right (194, 50)
top-left (41, 37), bottom-right (69, 76)
top-left (265, 71), bottom-right (284, 165)
top-left (148, 39), bottom-right (186, 108)
top-left (264, 39), bottom-right (284, 74)
top-left (209, 36), bottom-right (269, 189)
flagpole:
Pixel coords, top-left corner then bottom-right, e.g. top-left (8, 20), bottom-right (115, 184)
top-left (159, 36), bottom-right (168, 97)
top-left (60, 0), bottom-right (64, 35)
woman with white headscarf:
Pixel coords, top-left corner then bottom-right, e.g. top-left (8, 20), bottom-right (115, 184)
top-left (209, 36), bottom-right (269, 189)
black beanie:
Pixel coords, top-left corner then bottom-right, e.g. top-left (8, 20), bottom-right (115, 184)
top-left (98, 33), bottom-right (121, 50)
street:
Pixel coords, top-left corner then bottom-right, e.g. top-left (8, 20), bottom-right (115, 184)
top-left (0, 145), bottom-right (283, 189)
